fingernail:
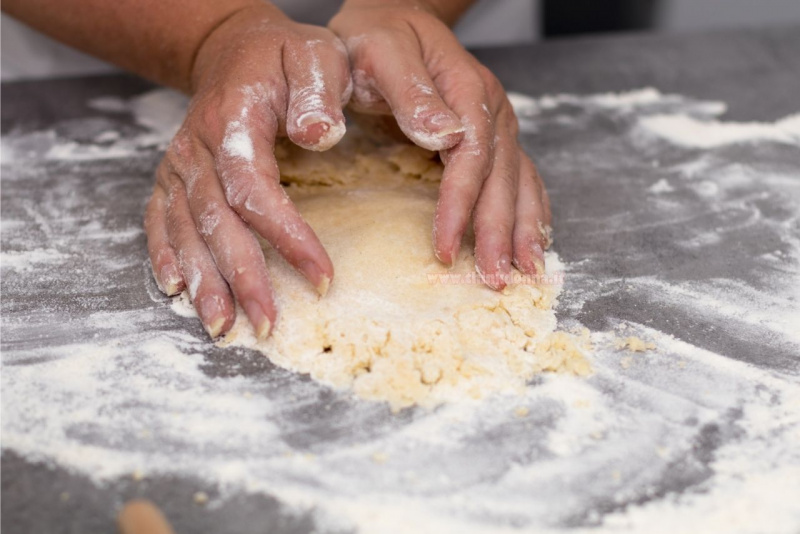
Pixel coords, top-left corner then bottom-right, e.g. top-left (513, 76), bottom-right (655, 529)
top-left (299, 260), bottom-right (329, 294)
top-left (159, 264), bottom-right (182, 296)
top-left (317, 274), bottom-right (331, 297)
top-left (538, 221), bottom-right (553, 249)
top-left (205, 317), bottom-right (226, 339)
top-left (198, 295), bottom-right (226, 338)
top-left (449, 233), bottom-right (464, 267)
top-left (256, 317), bottom-right (272, 340)
top-left (531, 242), bottom-right (545, 275)
top-left (424, 113), bottom-right (464, 137)
top-left (297, 111), bottom-right (334, 130)
top-left (242, 299), bottom-right (272, 340)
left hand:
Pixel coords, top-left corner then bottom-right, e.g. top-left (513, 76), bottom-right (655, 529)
top-left (330, 1), bottom-right (551, 290)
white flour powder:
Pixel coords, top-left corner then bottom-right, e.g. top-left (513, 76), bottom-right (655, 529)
top-left (2, 87), bottom-right (799, 533)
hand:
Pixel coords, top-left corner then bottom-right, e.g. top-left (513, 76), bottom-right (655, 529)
top-left (330, 1), bottom-right (551, 290)
top-left (145, 4), bottom-right (351, 339)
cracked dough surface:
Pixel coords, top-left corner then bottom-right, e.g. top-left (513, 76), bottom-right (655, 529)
top-left (223, 134), bottom-right (590, 410)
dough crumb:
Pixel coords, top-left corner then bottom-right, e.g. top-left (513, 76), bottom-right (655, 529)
top-left (372, 452), bottom-right (389, 464)
top-left (615, 336), bottom-right (656, 352)
top-left (514, 406), bottom-right (530, 418)
top-left (193, 491), bottom-right (209, 505)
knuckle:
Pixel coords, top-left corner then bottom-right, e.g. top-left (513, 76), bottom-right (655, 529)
top-left (475, 63), bottom-right (493, 82)
top-left (163, 197), bottom-right (195, 246)
top-left (167, 129), bottom-right (192, 160)
top-left (164, 130), bottom-right (195, 179)
top-left (223, 174), bottom-right (255, 212)
top-left (193, 90), bottom-right (250, 135)
top-left (163, 173), bottom-right (185, 205)
top-left (166, 214), bottom-right (196, 249)
top-left (196, 100), bottom-right (225, 133)
top-left (475, 69), bottom-right (505, 108)
top-left (400, 81), bottom-right (438, 112)
top-left (228, 261), bottom-right (266, 293)
top-left (406, 71), bottom-right (436, 97)
top-left (477, 64), bottom-right (500, 92)
top-left (504, 104), bottom-right (520, 137)
top-left (471, 151), bottom-right (494, 180)
top-left (197, 200), bottom-right (224, 238)
top-left (156, 157), bottom-right (172, 178)
top-left (143, 200), bottom-right (161, 233)
top-left (495, 165), bottom-right (518, 193)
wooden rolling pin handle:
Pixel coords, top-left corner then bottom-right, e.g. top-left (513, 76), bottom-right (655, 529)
top-left (118, 499), bottom-right (176, 534)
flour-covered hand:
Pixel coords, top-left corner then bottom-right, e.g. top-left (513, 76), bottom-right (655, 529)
top-left (145, 4), bottom-right (351, 339)
top-left (330, 0), bottom-right (551, 290)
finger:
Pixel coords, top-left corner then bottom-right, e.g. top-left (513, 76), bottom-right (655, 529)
top-left (538, 172), bottom-right (553, 250)
top-left (432, 67), bottom-right (498, 266)
top-left (161, 173), bottom-right (236, 339)
top-left (472, 119), bottom-right (520, 291)
top-left (186, 146), bottom-right (277, 339)
top-left (202, 107), bottom-right (334, 295)
top-left (541, 180), bottom-right (552, 227)
top-left (349, 67), bottom-right (392, 115)
top-left (284, 36), bottom-right (350, 151)
top-left (145, 181), bottom-right (185, 296)
top-left (354, 38), bottom-right (465, 151)
top-left (512, 153), bottom-right (548, 276)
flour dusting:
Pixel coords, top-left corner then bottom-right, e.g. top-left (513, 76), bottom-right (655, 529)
top-left (640, 113), bottom-right (800, 148)
top-left (2, 86), bottom-right (799, 533)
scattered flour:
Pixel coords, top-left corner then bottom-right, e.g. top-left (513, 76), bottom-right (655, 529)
top-left (648, 178), bottom-right (675, 194)
top-left (640, 113), bottom-right (800, 148)
top-left (3, 88), bottom-right (188, 163)
top-left (2, 86), bottom-right (799, 533)
top-left (0, 247), bottom-right (70, 272)
top-left (508, 88), bottom-right (667, 115)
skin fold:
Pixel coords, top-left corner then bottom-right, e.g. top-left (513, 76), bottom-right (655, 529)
top-left (3, 0), bottom-right (551, 339)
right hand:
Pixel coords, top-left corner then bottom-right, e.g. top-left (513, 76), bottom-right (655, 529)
top-left (330, 2), bottom-right (552, 291)
top-left (144, 4), bottom-right (351, 339)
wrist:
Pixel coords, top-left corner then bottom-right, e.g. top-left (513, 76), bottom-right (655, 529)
top-left (338, 0), bottom-right (467, 25)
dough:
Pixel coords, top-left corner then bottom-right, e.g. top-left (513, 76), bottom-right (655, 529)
top-left (221, 134), bottom-right (591, 411)
top-left (615, 336), bottom-right (656, 352)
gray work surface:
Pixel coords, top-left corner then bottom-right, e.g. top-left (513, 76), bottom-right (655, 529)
top-left (2, 27), bottom-right (800, 533)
